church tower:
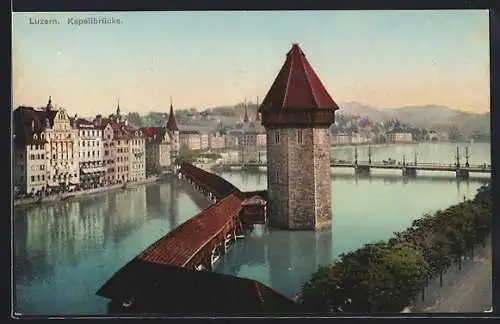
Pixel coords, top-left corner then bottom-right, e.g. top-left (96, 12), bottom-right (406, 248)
top-left (259, 44), bottom-right (339, 230)
top-left (166, 97), bottom-right (180, 161)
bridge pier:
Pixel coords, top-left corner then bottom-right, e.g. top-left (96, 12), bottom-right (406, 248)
top-left (355, 165), bottom-right (371, 177)
top-left (456, 169), bottom-right (470, 180)
top-left (402, 167), bottom-right (417, 178)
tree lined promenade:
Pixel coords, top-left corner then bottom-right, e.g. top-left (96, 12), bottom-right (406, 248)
top-left (297, 183), bottom-right (492, 313)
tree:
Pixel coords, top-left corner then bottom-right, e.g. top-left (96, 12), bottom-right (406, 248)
top-left (126, 112), bottom-right (143, 127)
top-left (448, 126), bottom-right (463, 142)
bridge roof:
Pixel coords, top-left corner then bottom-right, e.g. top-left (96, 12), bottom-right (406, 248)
top-left (136, 193), bottom-right (243, 268)
top-left (97, 259), bottom-right (299, 314)
top-left (259, 44), bottom-right (339, 112)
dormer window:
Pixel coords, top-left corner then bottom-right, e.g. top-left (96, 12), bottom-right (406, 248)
top-left (40, 132), bottom-right (45, 139)
top-left (33, 133), bottom-right (38, 140)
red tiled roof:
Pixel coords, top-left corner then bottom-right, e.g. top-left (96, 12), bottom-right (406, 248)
top-left (137, 193), bottom-right (243, 268)
top-left (166, 103), bottom-right (179, 131)
top-left (141, 127), bottom-right (168, 144)
top-left (260, 43), bottom-right (339, 111)
top-left (96, 259), bottom-right (300, 314)
top-left (13, 106), bottom-right (55, 147)
top-left (75, 118), bottom-right (98, 129)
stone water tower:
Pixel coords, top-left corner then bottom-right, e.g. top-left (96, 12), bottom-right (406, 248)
top-left (258, 43), bottom-right (339, 230)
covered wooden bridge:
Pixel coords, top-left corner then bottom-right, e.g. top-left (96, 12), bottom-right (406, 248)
top-left (97, 162), bottom-right (277, 314)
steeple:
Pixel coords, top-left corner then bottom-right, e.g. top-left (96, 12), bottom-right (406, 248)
top-left (46, 96), bottom-right (53, 111)
top-left (243, 96), bottom-right (249, 123)
top-left (116, 98), bottom-right (121, 116)
top-left (255, 96), bottom-right (260, 121)
top-left (166, 96), bottom-right (179, 131)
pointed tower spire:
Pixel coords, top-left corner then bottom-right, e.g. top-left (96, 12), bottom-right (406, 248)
top-left (46, 96), bottom-right (53, 111)
top-left (116, 98), bottom-right (121, 116)
top-left (166, 97), bottom-right (179, 131)
top-left (243, 96), bottom-right (249, 123)
top-left (255, 96), bottom-right (260, 121)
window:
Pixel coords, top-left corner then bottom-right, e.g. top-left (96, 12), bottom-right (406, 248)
top-left (275, 131), bottom-right (280, 144)
top-left (297, 129), bottom-right (303, 144)
top-left (31, 176), bottom-right (35, 182)
top-left (53, 154), bottom-right (56, 160)
top-left (47, 175), bottom-right (50, 180)
top-left (41, 154), bottom-right (44, 159)
top-left (36, 154), bottom-right (40, 159)
top-left (276, 170), bottom-right (279, 184)
top-left (82, 141), bottom-right (85, 147)
top-left (37, 175), bottom-right (40, 181)
top-left (42, 175), bottom-right (45, 181)
top-left (88, 152), bottom-right (90, 157)
top-left (30, 154), bottom-right (35, 160)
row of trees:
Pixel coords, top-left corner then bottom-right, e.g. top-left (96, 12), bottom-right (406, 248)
top-left (297, 183), bottom-right (492, 313)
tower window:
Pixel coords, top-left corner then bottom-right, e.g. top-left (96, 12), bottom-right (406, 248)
top-left (297, 129), bottom-right (303, 144)
top-left (275, 131), bottom-right (280, 144)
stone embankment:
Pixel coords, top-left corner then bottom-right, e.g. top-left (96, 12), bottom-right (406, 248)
top-left (14, 175), bottom-right (162, 208)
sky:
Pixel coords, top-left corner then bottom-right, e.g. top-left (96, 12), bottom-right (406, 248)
top-left (12, 10), bottom-right (490, 116)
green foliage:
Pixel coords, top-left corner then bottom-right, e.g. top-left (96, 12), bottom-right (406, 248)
top-left (298, 183), bottom-right (491, 313)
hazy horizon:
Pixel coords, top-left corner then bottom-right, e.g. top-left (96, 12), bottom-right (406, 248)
top-left (12, 10), bottom-right (490, 116)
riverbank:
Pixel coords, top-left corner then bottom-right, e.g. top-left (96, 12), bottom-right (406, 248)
top-left (14, 175), bottom-right (162, 208)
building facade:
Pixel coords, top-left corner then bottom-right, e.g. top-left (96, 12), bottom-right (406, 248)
top-left (127, 127), bottom-right (146, 182)
top-left (13, 107), bottom-right (49, 195)
top-left (386, 131), bottom-right (413, 143)
top-left (44, 101), bottom-right (80, 188)
top-left (101, 121), bottom-right (116, 184)
top-left (180, 130), bottom-right (202, 151)
top-left (112, 123), bottom-right (130, 183)
top-left (76, 118), bottom-right (106, 186)
top-left (260, 44), bottom-right (338, 231)
top-left (143, 127), bottom-right (172, 175)
top-left (208, 132), bottom-right (226, 150)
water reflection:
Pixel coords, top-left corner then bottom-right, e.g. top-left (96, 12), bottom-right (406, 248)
top-left (14, 189), bottom-right (148, 285)
top-left (217, 228), bottom-right (333, 298)
top-left (14, 177), bottom-right (210, 315)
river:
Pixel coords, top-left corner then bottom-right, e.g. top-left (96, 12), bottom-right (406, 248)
top-left (13, 142), bottom-right (490, 315)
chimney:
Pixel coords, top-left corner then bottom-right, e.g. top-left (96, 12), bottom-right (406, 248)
top-left (95, 114), bottom-right (102, 126)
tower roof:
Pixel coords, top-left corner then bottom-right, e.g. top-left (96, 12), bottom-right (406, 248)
top-left (260, 44), bottom-right (339, 112)
top-left (243, 99), bottom-right (249, 123)
top-left (166, 98), bottom-right (179, 131)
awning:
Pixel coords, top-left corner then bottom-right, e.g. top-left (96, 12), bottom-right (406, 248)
top-left (82, 167), bottom-right (107, 173)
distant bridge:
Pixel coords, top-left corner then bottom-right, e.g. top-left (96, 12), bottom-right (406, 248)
top-left (216, 160), bottom-right (490, 179)
top-left (217, 146), bottom-right (490, 180)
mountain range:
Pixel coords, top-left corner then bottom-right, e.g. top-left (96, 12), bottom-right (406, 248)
top-left (127, 101), bottom-right (489, 139)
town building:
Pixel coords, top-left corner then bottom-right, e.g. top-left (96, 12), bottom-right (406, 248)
top-left (75, 117), bottom-right (106, 186)
top-left (200, 133), bottom-right (209, 150)
top-left (109, 104), bottom-right (130, 183)
top-left (127, 126), bottom-right (146, 182)
top-left (330, 133), bottom-right (352, 145)
top-left (180, 130), bottom-right (201, 151)
top-left (166, 100), bottom-right (180, 161)
top-left (208, 132), bottom-right (226, 150)
top-left (100, 119), bottom-right (117, 184)
top-left (259, 44), bottom-right (339, 230)
top-left (142, 127), bottom-right (172, 176)
top-left (13, 106), bottom-right (49, 195)
top-left (385, 130), bottom-right (413, 143)
top-left (43, 98), bottom-right (80, 189)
